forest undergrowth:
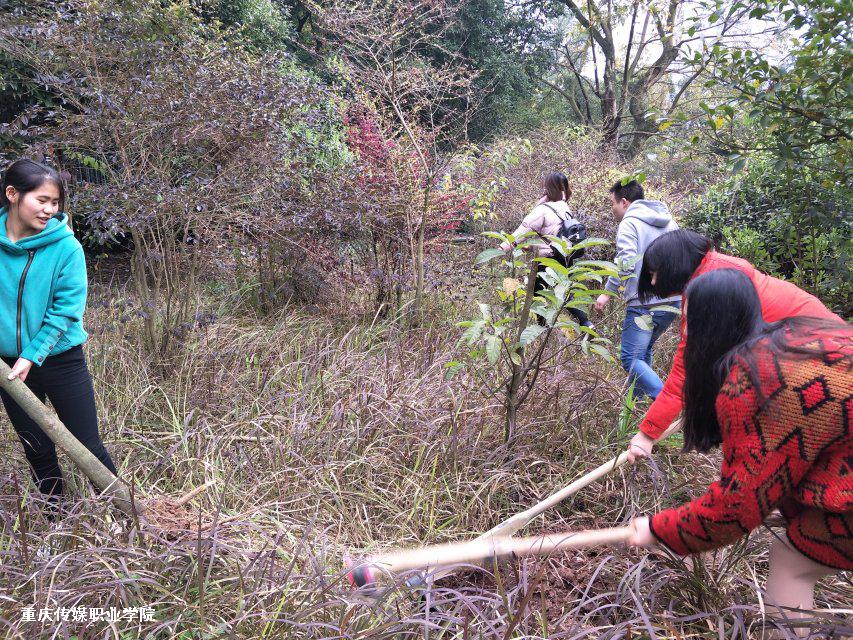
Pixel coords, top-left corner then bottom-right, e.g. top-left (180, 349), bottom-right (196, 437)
top-left (0, 246), bottom-right (849, 639)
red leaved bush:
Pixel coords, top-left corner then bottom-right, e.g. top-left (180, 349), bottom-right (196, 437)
top-left (344, 104), bottom-right (468, 241)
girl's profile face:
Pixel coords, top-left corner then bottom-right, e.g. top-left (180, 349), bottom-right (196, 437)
top-left (6, 181), bottom-right (61, 236)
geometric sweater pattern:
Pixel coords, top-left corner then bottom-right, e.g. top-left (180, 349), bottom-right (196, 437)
top-left (650, 326), bottom-right (852, 569)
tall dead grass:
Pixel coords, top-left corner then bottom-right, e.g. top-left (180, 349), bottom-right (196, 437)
top-left (0, 253), bottom-right (849, 639)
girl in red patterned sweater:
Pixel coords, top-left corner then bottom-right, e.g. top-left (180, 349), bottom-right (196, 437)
top-left (627, 269), bottom-right (851, 629)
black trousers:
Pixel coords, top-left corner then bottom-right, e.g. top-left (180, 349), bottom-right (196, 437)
top-left (1, 345), bottom-right (117, 498)
top-left (534, 253), bottom-right (591, 327)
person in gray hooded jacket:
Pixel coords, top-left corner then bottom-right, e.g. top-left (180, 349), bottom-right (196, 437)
top-left (594, 180), bottom-right (680, 399)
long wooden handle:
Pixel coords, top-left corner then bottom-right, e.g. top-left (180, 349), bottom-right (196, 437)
top-left (369, 526), bottom-right (631, 576)
top-left (486, 417), bottom-right (683, 538)
top-left (418, 418), bottom-right (682, 584)
top-left (0, 359), bottom-right (145, 516)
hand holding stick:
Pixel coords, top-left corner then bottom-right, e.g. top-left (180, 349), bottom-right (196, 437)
top-left (489, 419), bottom-right (680, 538)
top-left (404, 418), bottom-right (682, 587)
top-left (0, 358), bottom-right (145, 516)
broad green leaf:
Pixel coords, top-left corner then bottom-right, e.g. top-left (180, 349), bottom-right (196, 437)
top-left (461, 321), bottom-right (485, 345)
top-left (519, 324), bottom-right (546, 346)
top-left (649, 304), bottom-right (682, 315)
top-left (478, 302), bottom-right (491, 322)
top-left (537, 290), bottom-right (559, 306)
top-left (535, 257), bottom-right (569, 274)
top-left (474, 248), bottom-right (505, 265)
top-left (634, 314), bottom-right (654, 331)
top-left (486, 335), bottom-right (501, 365)
top-left (589, 343), bottom-right (613, 362)
top-left (574, 260), bottom-right (619, 271)
top-left (570, 237), bottom-right (611, 248)
top-left (444, 361), bottom-right (464, 380)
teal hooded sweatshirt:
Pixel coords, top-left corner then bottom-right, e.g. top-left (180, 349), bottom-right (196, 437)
top-left (0, 208), bottom-right (88, 365)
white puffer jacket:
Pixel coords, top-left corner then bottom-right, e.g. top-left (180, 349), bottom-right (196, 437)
top-left (503, 200), bottom-right (578, 256)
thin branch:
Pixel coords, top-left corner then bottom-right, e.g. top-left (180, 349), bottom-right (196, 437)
top-left (618, 1), bottom-right (639, 116)
top-left (539, 77), bottom-right (588, 123)
top-left (559, 0), bottom-right (609, 52)
top-left (626, 9), bottom-right (650, 79)
top-left (667, 64), bottom-right (705, 115)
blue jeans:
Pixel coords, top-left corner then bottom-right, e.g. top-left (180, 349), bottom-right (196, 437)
top-left (620, 304), bottom-right (680, 400)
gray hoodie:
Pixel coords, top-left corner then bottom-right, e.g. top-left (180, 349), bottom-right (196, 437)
top-left (604, 200), bottom-right (681, 307)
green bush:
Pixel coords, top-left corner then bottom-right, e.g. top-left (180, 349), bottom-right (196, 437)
top-left (684, 154), bottom-right (851, 317)
top-left (210, 0), bottom-right (293, 51)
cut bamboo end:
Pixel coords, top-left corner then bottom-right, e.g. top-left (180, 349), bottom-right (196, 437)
top-left (172, 480), bottom-right (216, 507)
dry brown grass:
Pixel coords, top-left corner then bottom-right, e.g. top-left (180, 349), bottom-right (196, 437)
top-left (0, 246), bottom-right (849, 639)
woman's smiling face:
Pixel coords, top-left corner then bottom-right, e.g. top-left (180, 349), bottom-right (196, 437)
top-left (5, 180), bottom-right (61, 236)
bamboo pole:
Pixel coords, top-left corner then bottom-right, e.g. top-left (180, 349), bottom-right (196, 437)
top-left (411, 418), bottom-right (683, 585)
top-left (0, 359), bottom-right (146, 516)
top-left (483, 417), bottom-right (683, 539)
top-left (353, 525), bottom-right (632, 585)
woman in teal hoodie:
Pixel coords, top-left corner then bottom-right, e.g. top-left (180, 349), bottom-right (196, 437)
top-left (0, 159), bottom-right (117, 510)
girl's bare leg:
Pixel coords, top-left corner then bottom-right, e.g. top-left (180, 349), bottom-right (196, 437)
top-left (764, 535), bottom-right (836, 638)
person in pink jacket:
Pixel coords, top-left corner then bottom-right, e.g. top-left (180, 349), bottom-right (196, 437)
top-left (500, 172), bottom-right (594, 329)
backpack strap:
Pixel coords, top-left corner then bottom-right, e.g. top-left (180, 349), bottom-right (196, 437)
top-left (531, 203), bottom-right (563, 247)
top-left (544, 203), bottom-right (585, 226)
top-left (541, 203), bottom-right (567, 223)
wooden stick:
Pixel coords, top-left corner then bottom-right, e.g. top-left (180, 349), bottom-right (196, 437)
top-left (172, 480), bottom-right (216, 507)
top-left (419, 418), bottom-right (683, 584)
top-left (484, 418), bottom-right (683, 539)
top-left (0, 360), bottom-right (146, 516)
top-left (364, 525), bottom-right (631, 577)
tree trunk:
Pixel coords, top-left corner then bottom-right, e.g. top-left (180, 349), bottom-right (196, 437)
top-left (625, 46), bottom-right (680, 157)
top-left (625, 90), bottom-right (657, 157)
top-left (505, 258), bottom-right (540, 442)
top-left (412, 182), bottom-right (431, 323)
top-left (504, 399), bottom-right (518, 444)
top-left (601, 55), bottom-right (621, 147)
top-left (0, 360), bottom-right (145, 517)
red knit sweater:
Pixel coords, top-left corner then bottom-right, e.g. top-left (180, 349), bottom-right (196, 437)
top-left (650, 325), bottom-right (852, 569)
top-left (639, 252), bottom-right (843, 439)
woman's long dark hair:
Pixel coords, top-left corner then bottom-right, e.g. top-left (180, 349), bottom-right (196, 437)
top-left (638, 229), bottom-right (711, 302)
top-left (681, 268), bottom-right (850, 453)
top-left (682, 270), bottom-right (763, 451)
top-left (544, 172), bottom-right (571, 202)
top-left (0, 159), bottom-right (66, 213)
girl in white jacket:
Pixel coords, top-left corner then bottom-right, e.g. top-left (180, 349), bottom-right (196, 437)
top-left (501, 172), bottom-right (593, 329)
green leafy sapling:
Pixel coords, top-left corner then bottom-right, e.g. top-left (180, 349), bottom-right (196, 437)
top-left (451, 230), bottom-right (619, 442)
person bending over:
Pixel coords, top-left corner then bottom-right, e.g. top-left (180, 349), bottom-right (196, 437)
top-left (628, 268), bottom-right (850, 632)
top-left (626, 229), bottom-right (842, 462)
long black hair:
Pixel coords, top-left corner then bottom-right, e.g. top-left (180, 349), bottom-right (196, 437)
top-left (544, 172), bottom-right (571, 202)
top-left (0, 159), bottom-right (66, 213)
top-left (638, 229), bottom-right (712, 302)
top-left (681, 268), bottom-right (850, 452)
